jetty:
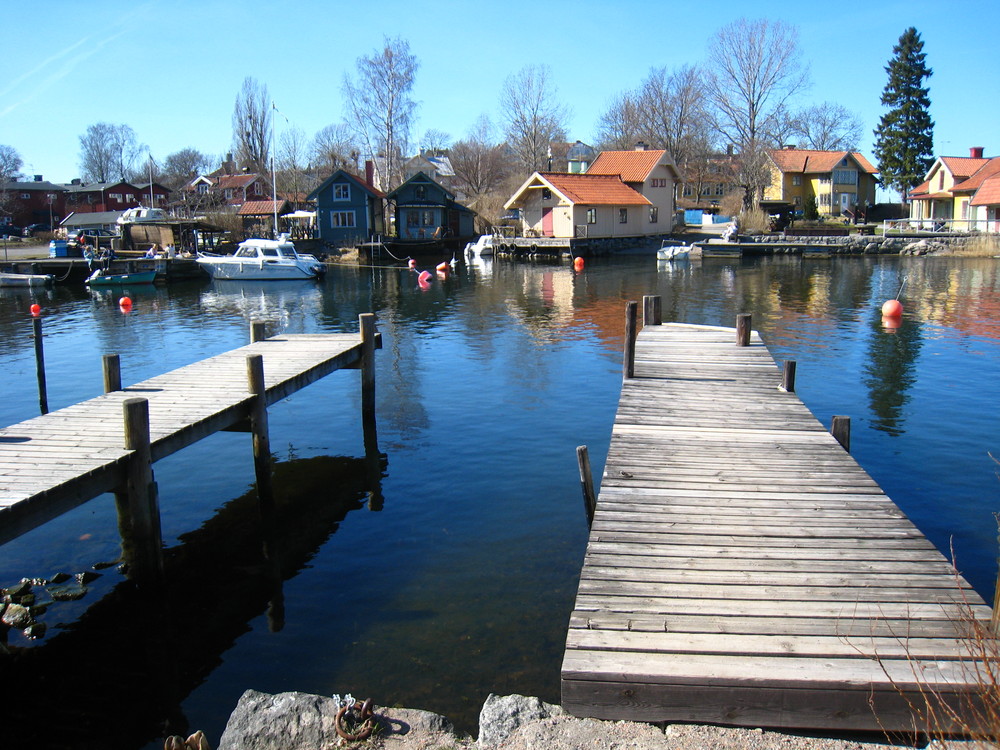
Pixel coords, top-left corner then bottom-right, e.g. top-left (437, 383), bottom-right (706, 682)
top-left (0, 317), bottom-right (379, 580)
top-left (563, 303), bottom-right (993, 734)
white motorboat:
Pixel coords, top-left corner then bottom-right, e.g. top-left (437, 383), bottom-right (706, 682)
top-left (197, 236), bottom-right (326, 280)
top-left (657, 241), bottom-right (690, 261)
top-left (464, 234), bottom-right (495, 258)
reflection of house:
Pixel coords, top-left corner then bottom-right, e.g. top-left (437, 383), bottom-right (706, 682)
top-left (909, 147), bottom-right (1000, 231)
top-left (504, 146), bottom-right (677, 239)
top-left (764, 148), bottom-right (878, 217)
top-left (0, 177), bottom-right (66, 226)
top-left (386, 172), bottom-right (475, 241)
top-left (307, 167), bottom-right (386, 247)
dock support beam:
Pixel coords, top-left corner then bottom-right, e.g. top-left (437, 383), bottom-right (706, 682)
top-left (251, 321), bottom-right (267, 343)
top-left (247, 354), bottom-right (275, 517)
top-left (736, 313), bottom-right (752, 346)
top-left (623, 301), bottom-right (638, 380)
top-left (359, 313), bottom-right (383, 511)
top-left (781, 361), bottom-right (797, 393)
top-left (103, 354), bottom-right (122, 392)
top-left (576, 445), bottom-right (597, 527)
top-left (121, 397), bottom-right (163, 584)
top-left (831, 415), bottom-right (851, 452)
top-left (643, 295), bottom-right (662, 326)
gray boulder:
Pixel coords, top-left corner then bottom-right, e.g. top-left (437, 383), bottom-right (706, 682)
top-left (478, 693), bottom-right (565, 747)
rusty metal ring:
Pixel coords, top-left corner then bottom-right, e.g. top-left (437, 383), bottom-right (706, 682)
top-left (335, 703), bottom-right (374, 741)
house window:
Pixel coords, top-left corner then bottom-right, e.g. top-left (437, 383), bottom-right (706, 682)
top-left (938, 173), bottom-right (944, 191)
top-left (586, 208), bottom-right (596, 224)
top-left (21, 192), bottom-right (30, 199)
top-left (619, 208), bottom-right (628, 223)
top-left (415, 185), bottom-right (426, 199)
top-left (110, 193), bottom-right (122, 201)
top-left (421, 210), bottom-right (435, 226)
top-left (701, 185), bottom-right (712, 196)
top-left (682, 185), bottom-right (693, 197)
top-left (819, 177), bottom-right (831, 185)
top-left (833, 169), bottom-right (857, 185)
top-left (650, 178), bottom-right (667, 188)
top-left (792, 175), bottom-right (802, 186)
top-left (330, 210), bottom-right (356, 227)
top-left (793, 196), bottom-right (801, 206)
top-left (332, 184), bottom-right (350, 201)
top-left (541, 187), bottom-right (551, 200)
top-left (197, 184), bottom-right (208, 194)
top-left (225, 189), bottom-right (233, 200)
top-left (715, 184), bottom-right (725, 196)
top-left (649, 206), bottom-right (658, 223)
top-left (819, 193), bottom-right (831, 206)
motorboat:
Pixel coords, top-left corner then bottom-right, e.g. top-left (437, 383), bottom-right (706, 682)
top-left (0, 271), bottom-right (53, 287)
top-left (464, 234), bottom-right (495, 258)
top-left (117, 207), bottom-right (168, 225)
top-left (196, 236), bottom-right (326, 280)
top-left (657, 241), bottom-right (690, 261)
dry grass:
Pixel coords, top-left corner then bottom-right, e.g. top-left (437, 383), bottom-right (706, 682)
top-left (738, 208), bottom-right (771, 234)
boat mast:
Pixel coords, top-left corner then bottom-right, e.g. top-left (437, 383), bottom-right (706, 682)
top-left (271, 101), bottom-right (278, 239)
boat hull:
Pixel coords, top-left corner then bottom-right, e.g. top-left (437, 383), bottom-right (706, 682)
top-left (197, 259), bottom-right (323, 280)
top-left (86, 270), bottom-right (158, 286)
top-left (0, 272), bottom-right (53, 287)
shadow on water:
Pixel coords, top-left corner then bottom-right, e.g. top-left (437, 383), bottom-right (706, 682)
top-left (1, 452), bottom-right (385, 750)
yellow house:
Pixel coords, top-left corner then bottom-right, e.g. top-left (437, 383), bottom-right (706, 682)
top-left (764, 148), bottom-right (878, 217)
top-left (908, 147), bottom-right (990, 228)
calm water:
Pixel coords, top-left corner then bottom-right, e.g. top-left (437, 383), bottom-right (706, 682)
top-left (1, 252), bottom-right (999, 748)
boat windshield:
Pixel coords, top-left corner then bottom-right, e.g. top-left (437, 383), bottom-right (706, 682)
top-left (235, 246), bottom-right (259, 258)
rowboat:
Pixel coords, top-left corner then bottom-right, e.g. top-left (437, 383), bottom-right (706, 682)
top-left (86, 269), bottom-right (158, 286)
top-left (0, 272), bottom-right (53, 287)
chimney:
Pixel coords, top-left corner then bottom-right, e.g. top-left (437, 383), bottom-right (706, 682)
top-left (971, 146), bottom-right (985, 159)
top-left (634, 141), bottom-right (647, 151)
top-left (365, 160), bottom-right (375, 187)
top-left (784, 144), bottom-right (797, 150)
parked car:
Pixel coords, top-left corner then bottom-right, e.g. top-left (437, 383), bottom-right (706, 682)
top-left (22, 223), bottom-right (52, 237)
top-left (0, 225), bottom-right (24, 239)
top-left (67, 228), bottom-right (118, 249)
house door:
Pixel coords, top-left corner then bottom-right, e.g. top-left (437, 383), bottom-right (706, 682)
top-left (839, 193), bottom-right (851, 213)
top-left (542, 207), bottom-right (554, 237)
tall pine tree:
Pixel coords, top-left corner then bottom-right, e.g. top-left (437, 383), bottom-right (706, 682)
top-left (873, 28), bottom-right (934, 201)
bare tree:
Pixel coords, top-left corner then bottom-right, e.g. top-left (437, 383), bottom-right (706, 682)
top-left (277, 126), bottom-right (314, 197)
top-left (790, 102), bottom-right (863, 151)
top-left (232, 77), bottom-right (271, 175)
top-left (0, 144), bottom-right (22, 182)
top-left (420, 129), bottom-right (452, 155)
top-left (79, 123), bottom-right (144, 182)
top-left (342, 35), bottom-right (419, 189)
top-left (311, 123), bottom-right (359, 174)
top-left (500, 64), bottom-right (569, 174)
top-left (450, 115), bottom-right (510, 198)
top-left (162, 148), bottom-right (214, 190)
top-left (706, 18), bottom-right (809, 207)
top-left (637, 65), bottom-right (712, 167)
top-left (595, 91), bottom-right (643, 151)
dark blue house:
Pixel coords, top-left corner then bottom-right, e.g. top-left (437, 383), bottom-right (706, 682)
top-left (307, 169), bottom-right (386, 247)
top-left (386, 172), bottom-right (475, 242)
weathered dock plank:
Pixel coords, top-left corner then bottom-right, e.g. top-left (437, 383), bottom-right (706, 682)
top-left (562, 320), bottom-right (993, 733)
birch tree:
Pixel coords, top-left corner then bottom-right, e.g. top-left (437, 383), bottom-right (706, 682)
top-left (500, 65), bottom-right (569, 174)
top-left (342, 36), bottom-right (419, 189)
top-left (79, 123), bottom-right (144, 182)
top-left (232, 77), bottom-right (271, 175)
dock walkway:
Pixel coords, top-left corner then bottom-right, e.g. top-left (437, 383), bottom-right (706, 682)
top-left (562, 320), bottom-right (992, 733)
top-left (0, 328), bottom-right (376, 545)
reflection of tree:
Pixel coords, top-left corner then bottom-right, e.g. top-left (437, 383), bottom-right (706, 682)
top-left (862, 311), bottom-right (923, 435)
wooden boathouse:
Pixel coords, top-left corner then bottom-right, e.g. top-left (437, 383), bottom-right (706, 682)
top-left (0, 317), bottom-right (379, 581)
top-left (563, 303), bottom-right (993, 734)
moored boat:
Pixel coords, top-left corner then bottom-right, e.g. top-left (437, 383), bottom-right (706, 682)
top-left (86, 269), bottom-right (158, 286)
top-left (657, 240), bottom-right (691, 261)
top-left (197, 236), bottom-right (325, 280)
top-left (464, 234), bottom-right (495, 258)
top-left (0, 271), bottom-right (54, 287)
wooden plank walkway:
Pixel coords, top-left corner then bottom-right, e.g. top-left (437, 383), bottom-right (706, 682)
top-left (562, 321), bottom-right (992, 733)
top-left (0, 330), bottom-right (376, 544)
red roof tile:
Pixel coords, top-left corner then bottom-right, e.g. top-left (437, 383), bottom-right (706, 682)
top-left (540, 172), bottom-right (650, 206)
top-left (768, 149), bottom-right (878, 174)
top-left (587, 149), bottom-right (667, 183)
top-left (953, 157), bottom-right (1000, 192)
top-left (217, 174), bottom-right (261, 189)
top-left (971, 174), bottom-right (1000, 206)
top-left (940, 156), bottom-right (989, 180)
top-left (238, 199), bottom-right (288, 215)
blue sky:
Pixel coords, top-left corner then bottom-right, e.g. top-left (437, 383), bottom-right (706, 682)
top-left (2, 0), bottom-right (997, 185)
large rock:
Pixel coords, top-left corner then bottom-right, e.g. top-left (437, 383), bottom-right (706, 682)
top-left (478, 693), bottom-right (565, 747)
top-left (217, 690), bottom-right (458, 750)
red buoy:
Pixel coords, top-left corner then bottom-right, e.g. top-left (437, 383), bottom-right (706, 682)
top-left (407, 259), bottom-right (417, 270)
top-left (119, 296), bottom-right (133, 311)
top-left (573, 257), bottom-right (585, 271)
top-left (881, 299), bottom-right (903, 317)
top-left (29, 303), bottom-right (41, 316)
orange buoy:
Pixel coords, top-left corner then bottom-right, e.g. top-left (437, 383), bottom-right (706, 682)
top-left (436, 261), bottom-right (449, 272)
top-left (573, 257), bottom-right (585, 271)
top-left (417, 270), bottom-right (432, 283)
top-left (29, 303), bottom-right (41, 316)
top-left (119, 296), bottom-right (133, 310)
top-left (881, 299), bottom-right (903, 317)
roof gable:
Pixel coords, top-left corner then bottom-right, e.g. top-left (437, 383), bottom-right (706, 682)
top-left (386, 171), bottom-right (455, 201)
top-left (971, 174), bottom-right (1000, 206)
top-left (505, 172), bottom-right (650, 209)
top-left (768, 149), bottom-right (877, 175)
top-left (307, 169), bottom-right (385, 201)
top-left (952, 157), bottom-right (1000, 193)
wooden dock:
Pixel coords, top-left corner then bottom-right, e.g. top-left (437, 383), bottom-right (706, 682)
top-left (0, 319), bottom-right (379, 558)
top-left (562, 314), bottom-right (993, 734)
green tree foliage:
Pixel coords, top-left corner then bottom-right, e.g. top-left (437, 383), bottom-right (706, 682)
top-left (873, 28), bottom-right (934, 200)
top-left (803, 196), bottom-right (819, 221)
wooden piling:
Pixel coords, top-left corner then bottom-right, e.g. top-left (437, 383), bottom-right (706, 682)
top-left (33, 317), bottom-right (48, 414)
top-left (246, 354), bottom-right (275, 516)
top-left (359, 313), bottom-right (376, 414)
top-left (103, 354), bottom-right (122, 393)
top-left (642, 295), bottom-right (662, 327)
top-left (831, 415), bottom-right (851, 452)
top-left (576, 445), bottom-right (597, 527)
top-left (623, 301), bottom-right (638, 380)
top-left (781, 360), bottom-right (797, 393)
top-left (736, 313), bottom-right (752, 346)
top-left (122, 397), bottom-right (163, 583)
top-left (251, 320), bottom-right (267, 343)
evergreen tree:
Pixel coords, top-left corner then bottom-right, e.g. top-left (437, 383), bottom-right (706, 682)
top-left (873, 28), bottom-right (934, 201)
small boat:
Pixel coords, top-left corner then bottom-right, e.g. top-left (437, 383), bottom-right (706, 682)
top-left (197, 236), bottom-right (325, 280)
top-left (86, 269), bottom-right (158, 286)
top-left (657, 241), bottom-right (690, 261)
top-left (0, 271), bottom-right (54, 287)
top-left (464, 234), bottom-right (495, 258)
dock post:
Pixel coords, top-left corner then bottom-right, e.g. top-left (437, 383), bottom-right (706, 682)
top-left (576, 445), bottom-right (597, 527)
top-left (359, 313), bottom-right (383, 511)
top-left (32, 316), bottom-right (48, 414)
top-left (781, 360), bottom-right (797, 393)
top-left (831, 415), bottom-right (851, 452)
top-left (121, 397), bottom-right (163, 584)
top-left (246, 354), bottom-right (275, 516)
top-left (103, 354), bottom-right (122, 393)
top-left (736, 313), bottom-right (752, 346)
top-left (251, 320), bottom-right (267, 343)
top-left (359, 313), bottom-right (376, 416)
top-left (623, 301), bottom-right (638, 380)
top-left (642, 295), bottom-right (662, 327)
